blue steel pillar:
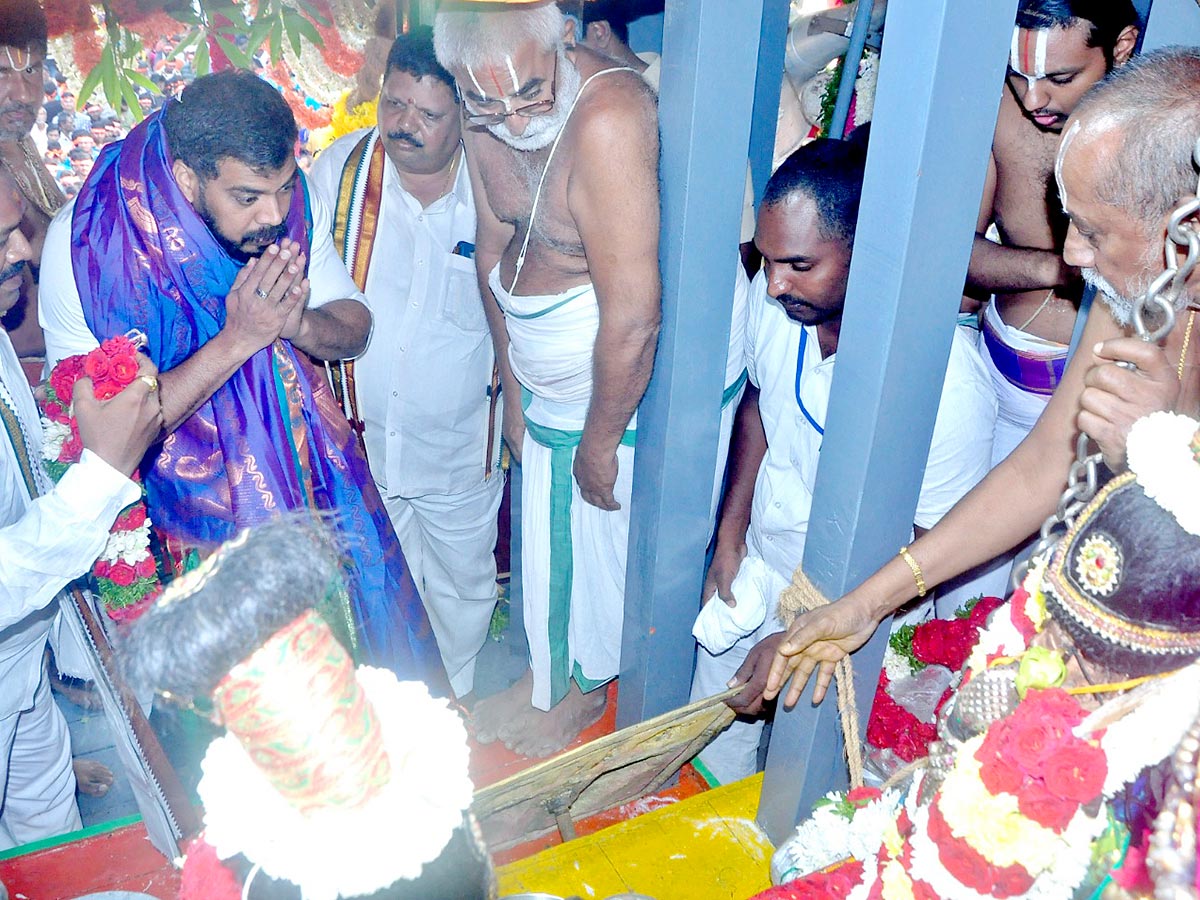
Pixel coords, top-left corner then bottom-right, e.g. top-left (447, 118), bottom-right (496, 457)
top-left (1142, 0), bottom-right (1200, 49)
top-left (748, 0), bottom-right (790, 203)
top-left (757, 0), bottom-right (1018, 842)
top-left (618, 0), bottom-right (763, 727)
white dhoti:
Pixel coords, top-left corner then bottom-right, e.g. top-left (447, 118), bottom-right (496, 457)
top-left (938, 302), bottom-right (1067, 612)
top-left (491, 268), bottom-right (632, 710)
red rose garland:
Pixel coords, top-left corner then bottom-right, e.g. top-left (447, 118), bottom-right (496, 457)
top-left (39, 334), bottom-right (163, 622)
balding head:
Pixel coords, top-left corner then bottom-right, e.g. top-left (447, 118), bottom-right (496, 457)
top-left (1064, 47), bottom-right (1200, 234)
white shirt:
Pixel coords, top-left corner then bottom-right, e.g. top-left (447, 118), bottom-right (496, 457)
top-left (744, 272), bottom-right (997, 580)
top-left (310, 130), bottom-right (494, 497)
top-left (37, 189), bottom-right (368, 368)
top-left (0, 330), bottom-right (138, 719)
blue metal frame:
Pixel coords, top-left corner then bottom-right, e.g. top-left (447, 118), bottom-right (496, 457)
top-left (618, 0), bottom-right (764, 728)
top-left (748, 0), bottom-right (790, 204)
top-left (755, 0), bottom-right (1018, 843)
top-left (1142, 0), bottom-right (1200, 49)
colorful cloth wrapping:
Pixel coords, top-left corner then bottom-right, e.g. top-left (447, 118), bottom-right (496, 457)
top-left (70, 109), bottom-right (447, 692)
top-left (981, 303), bottom-right (1068, 396)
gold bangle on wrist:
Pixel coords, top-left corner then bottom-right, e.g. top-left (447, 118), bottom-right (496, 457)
top-left (898, 546), bottom-right (927, 598)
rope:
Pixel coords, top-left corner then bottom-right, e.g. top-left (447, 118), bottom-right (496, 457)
top-left (777, 566), bottom-right (866, 790)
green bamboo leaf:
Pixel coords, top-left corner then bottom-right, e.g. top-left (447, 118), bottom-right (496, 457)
top-left (268, 18), bottom-right (283, 63)
top-left (289, 14), bottom-right (324, 49)
top-left (119, 76), bottom-right (140, 122)
top-left (214, 33), bottom-right (249, 69)
top-left (195, 34), bottom-right (211, 76)
top-left (296, 0), bottom-right (330, 26)
top-left (101, 45), bottom-right (120, 110)
top-left (284, 16), bottom-right (302, 57)
top-left (165, 28), bottom-right (198, 60)
top-left (77, 62), bottom-right (104, 106)
top-left (124, 69), bottom-right (159, 94)
top-left (247, 16), bottom-right (274, 53)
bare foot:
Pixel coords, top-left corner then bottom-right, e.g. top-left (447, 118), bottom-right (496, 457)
top-left (73, 758), bottom-right (114, 798)
top-left (49, 671), bottom-right (104, 711)
top-left (503, 681), bottom-right (608, 759)
top-left (471, 670), bottom-right (534, 744)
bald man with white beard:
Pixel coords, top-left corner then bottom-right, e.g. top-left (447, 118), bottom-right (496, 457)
top-left (435, 2), bottom-right (660, 757)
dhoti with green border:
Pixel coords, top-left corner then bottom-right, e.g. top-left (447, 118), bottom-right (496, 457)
top-left (520, 387), bottom-right (636, 710)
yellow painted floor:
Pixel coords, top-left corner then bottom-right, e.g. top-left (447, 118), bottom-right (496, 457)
top-left (497, 773), bottom-right (773, 900)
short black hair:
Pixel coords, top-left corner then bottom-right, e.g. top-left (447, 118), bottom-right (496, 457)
top-left (1016, 0), bottom-right (1140, 67)
top-left (761, 133), bottom-right (868, 246)
top-left (0, 0), bottom-right (47, 56)
top-left (581, 0), bottom-right (632, 45)
top-left (384, 26), bottom-right (456, 97)
top-left (163, 70), bottom-right (297, 181)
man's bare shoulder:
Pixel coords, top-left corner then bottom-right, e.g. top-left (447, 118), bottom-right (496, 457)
top-left (570, 45), bottom-right (658, 123)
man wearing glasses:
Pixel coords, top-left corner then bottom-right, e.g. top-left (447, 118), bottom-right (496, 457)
top-left (434, 1), bottom-right (660, 757)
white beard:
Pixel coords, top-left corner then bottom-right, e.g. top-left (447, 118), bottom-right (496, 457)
top-left (488, 51), bottom-right (582, 152)
top-left (1084, 265), bottom-right (1189, 327)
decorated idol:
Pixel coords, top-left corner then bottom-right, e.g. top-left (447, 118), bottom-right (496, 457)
top-left (762, 411), bottom-right (1200, 900)
top-left (121, 518), bottom-right (492, 900)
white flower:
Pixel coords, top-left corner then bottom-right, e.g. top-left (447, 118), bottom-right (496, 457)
top-left (1125, 411), bottom-right (1200, 536)
top-left (39, 417), bottom-right (71, 461)
top-left (101, 520), bottom-right (152, 565)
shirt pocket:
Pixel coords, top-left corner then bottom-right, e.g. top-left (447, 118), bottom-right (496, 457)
top-left (438, 254), bottom-right (489, 333)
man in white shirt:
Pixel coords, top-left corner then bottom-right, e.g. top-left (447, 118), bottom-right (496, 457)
top-left (0, 168), bottom-right (162, 848)
top-left (310, 29), bottom-right (502, 700)
top-left (690, 137), bottom-right (997, 784)
top-left (38, 71), bottom-right (448, 690)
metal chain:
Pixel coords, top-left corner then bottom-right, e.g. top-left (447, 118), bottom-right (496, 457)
top-left (1016, 137), bottom-right (1200, 584)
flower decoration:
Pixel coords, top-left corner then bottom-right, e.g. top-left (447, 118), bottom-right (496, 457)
top-left (1125, 411), bottom-right (1200, 537)
top-left (869, 597), bottom-right (1004, 764)
top-left (39, 334), bottom-right (163, 622)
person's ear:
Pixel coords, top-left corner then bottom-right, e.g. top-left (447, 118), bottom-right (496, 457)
top-left (1112, 25), bottom-right (1138, 67)
top-left (585, 21), bottom-right (612, 49)
top-left (562, 15), bottom-right (579, 47)
top-left (172, 158), bottom-right (199, 204)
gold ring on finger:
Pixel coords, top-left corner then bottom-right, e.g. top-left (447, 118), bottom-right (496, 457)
top-left (139, 374), bottom-right (159, 393)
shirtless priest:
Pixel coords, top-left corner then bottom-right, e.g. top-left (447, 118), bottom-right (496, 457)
top-left (434, 1), bottom-right (660, 757)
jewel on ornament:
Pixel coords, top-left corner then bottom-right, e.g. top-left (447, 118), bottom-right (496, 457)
top-left (1074, 533), bottom-right (1122, 597)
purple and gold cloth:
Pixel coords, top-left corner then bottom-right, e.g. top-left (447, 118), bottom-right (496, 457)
top-left (71, 108), bottom-right (448, 693)
top-left (981, 311), bottom-right (1067, 396)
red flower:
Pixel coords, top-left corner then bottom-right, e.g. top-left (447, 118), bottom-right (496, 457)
top-left (135, 555), bottom-right (156, 579)
top-left (100, 335), bottom-right (136, 358)
top-left (43, 400), bottom-right (64, 422)
top-left (1017, 777), bottom-right (1078, 831)
top-left (94, 559), bottom-right (110, 578)
top-left (928, 801), bottom-right (1034, 898)
top-left (910, 617), bottom-right (978, 671)
top-left (976, 725), bottom-right (1024, 795)
top-left (108, 561), bottom-right (137, 587)
top-left (967, 596), bottom-right (1004, 627)
top-left (1022, 688), bottom-right (1086, 727)
top-left (1042, 743), bottom-right (1106, 803)
top-left (49, 355), bottom-right (85, 402)
top-left (117, 506), bottom-right (147, 530)
top-left (1006, 716), bottom-right (1067, 772)
top-left (847, 786), bottom-right (882, 807)
top-left (60, 432), bottom-right (82, 462)
top-left (109, 354), bottom-right (139, 386)
top-left (83, 350), bottom-right (111, 381)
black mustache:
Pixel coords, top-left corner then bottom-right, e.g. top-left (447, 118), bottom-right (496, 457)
top-left (0, 259), bottom-right (27, 283)
top-left (387, 130), bottom-right (424, 148)
top-left (775, 293), bottom-right (814, 311)
top-left (244, 223), bottom-right (288, 247)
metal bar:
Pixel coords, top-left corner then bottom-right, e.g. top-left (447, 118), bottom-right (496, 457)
top-left (748, 0), bottom-right (790, 203)
top-left (756, 0), bottom-right (1018, 843)
top-left (1141, 0), bottom-right (1200, 49)
top-left (618, 0), bottom-right (764, 728)
top-left (828, 0), bottom-right (876, 139)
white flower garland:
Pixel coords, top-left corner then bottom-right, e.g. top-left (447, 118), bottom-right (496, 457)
top-left (101, 520), bottom-right (152, 565)
top-left (199, 670), bottom-right (473, 900)
top-left (1125, 411), bottom-right (1200, 536)
top-left (39, 417), bottom-right (71, 461)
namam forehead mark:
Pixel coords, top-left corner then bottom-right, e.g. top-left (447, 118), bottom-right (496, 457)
top-left (466, 56), bottom-right (522, 99)
top-left (1010, 26), bottom-right (1050, 90)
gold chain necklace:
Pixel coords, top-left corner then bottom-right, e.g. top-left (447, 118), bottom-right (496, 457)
top-left (0, 136), bottom-right (63, 219)
top-left (1178, 309), bottom-right (1196, 381)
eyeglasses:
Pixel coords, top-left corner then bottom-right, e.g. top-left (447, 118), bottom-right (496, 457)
top-left (462, 54), bottom-right (558, 126)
